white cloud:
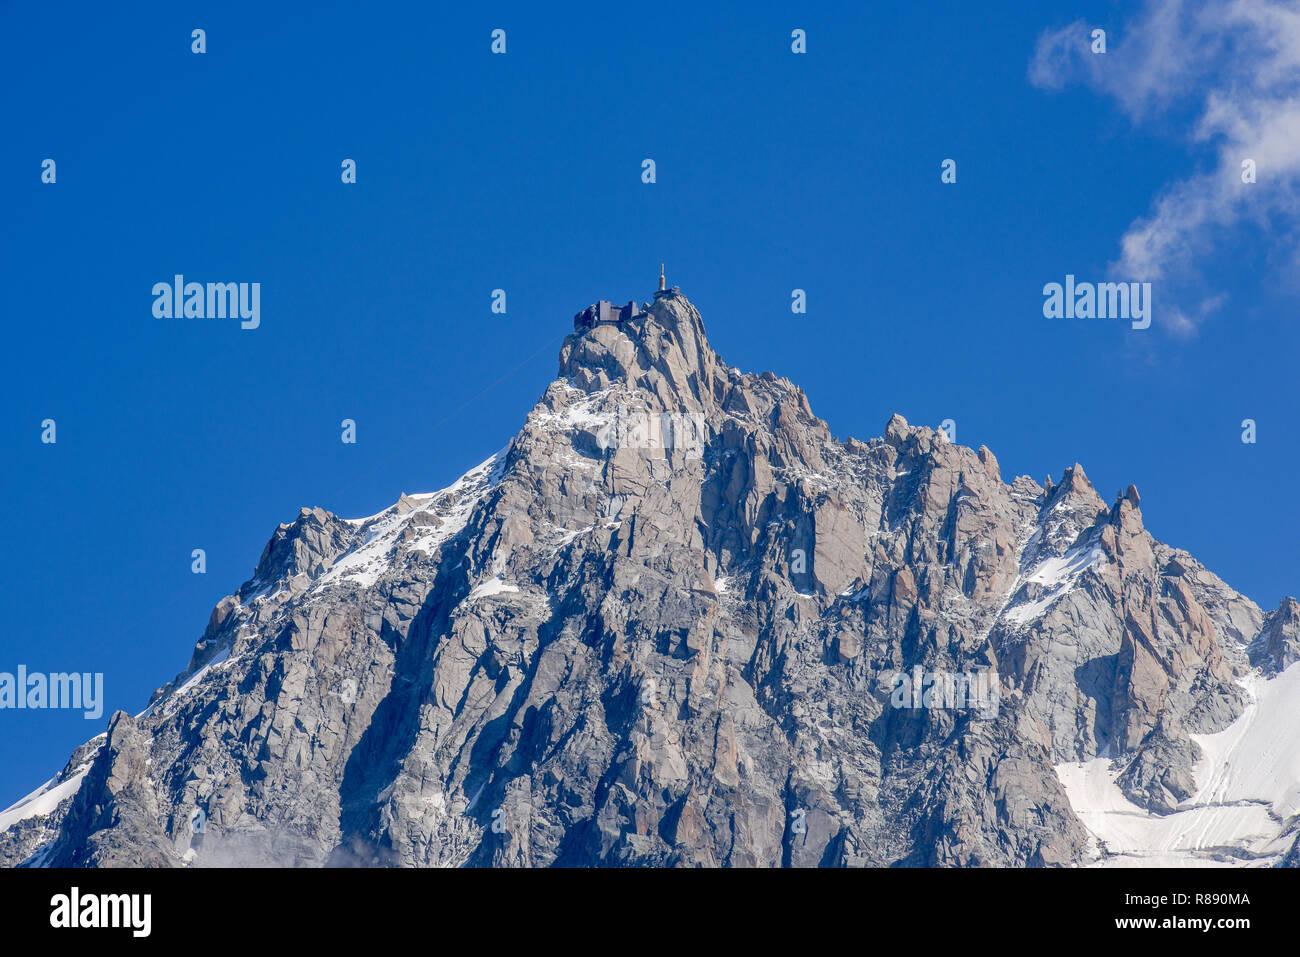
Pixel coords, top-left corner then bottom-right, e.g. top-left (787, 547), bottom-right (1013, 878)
top-left (1030, 1), bottom-right (1300, 327)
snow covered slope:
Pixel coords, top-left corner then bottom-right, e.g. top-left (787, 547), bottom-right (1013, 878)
top-left (1056, 660), bottom-right (1300, 866)
top-left (0, 765), bottom-right (92, 835)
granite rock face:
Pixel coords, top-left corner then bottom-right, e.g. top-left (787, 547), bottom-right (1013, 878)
top-left (1, 290), bottom-right (1289, 867)
top-left (1251, 596), bottom-right (1300, 674)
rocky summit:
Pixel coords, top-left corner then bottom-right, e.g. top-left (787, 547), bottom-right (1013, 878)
top-left (3, 289), bottom-right (1299, 868)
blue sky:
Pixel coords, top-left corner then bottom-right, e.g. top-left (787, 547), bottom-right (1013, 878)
top-left (2, 0), bottom-right (1297, 804)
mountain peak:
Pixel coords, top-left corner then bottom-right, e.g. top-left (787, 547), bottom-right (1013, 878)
top-left (5, 290), bottom-right (1298, 871)
top-left (560, 287), bottom-right (721, 410)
